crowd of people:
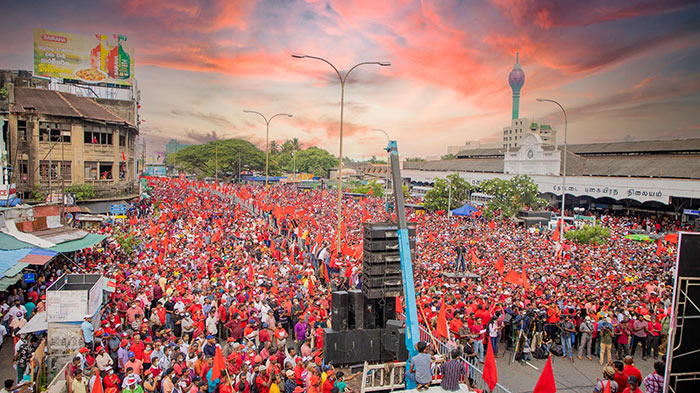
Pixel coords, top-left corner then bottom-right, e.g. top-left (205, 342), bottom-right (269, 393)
top-left (1, 177), bottom-right (683, 393)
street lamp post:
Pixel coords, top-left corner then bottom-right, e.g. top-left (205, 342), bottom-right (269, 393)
top-left (372, 129), bottom-right (390, 204)
top-left (293, 54), bottom-right (390, 254)
top-left (243, 110), bottom-right (293, 186)
top-left (537, 98), bottom-right (568, 250)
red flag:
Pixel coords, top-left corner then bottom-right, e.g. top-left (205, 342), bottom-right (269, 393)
top-left (122, 151), bottom-right (126, 161)
top-left (314, 232), bottom-right (323, 246)
top-left (471, 250), bottom-right (480, 264)
top-left (321, 262), bottom-right (329, 282)
top-left (533, 355), bottom-right (556, 393)
top-left (522, 269), bottom-right (530, 291)
top-left (211, 346), bottom-right (226, 380)
top-left (435, 296), bottom-right (449, 339)
top-left (664, 233), bottom-right (678, 244)
top-left (428, 233), bottom-right (436, 243)
top-left (495, 255), bottom-right (504, 274)
top-left (488, 220), bottom-right (496, 230)
top-left (504, 270), bottom-right (523, 286)
top-left (552, 219), bottom-right (561, 241)
top-left (483, 335), bottom-right (498, 391)
top-left (145, 225), bottom-right (159, 236)
top-left (247, 265), bottom-right (254, 282)
top-left (603, 380), bottom-right (611, 393)
top-left (91, 370), bottom-right (104, 393)
top-left (655, 238), bottom-right (663, 256)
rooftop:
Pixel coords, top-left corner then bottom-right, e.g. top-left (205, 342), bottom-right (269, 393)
top-left (10, 87), bottom-right (135, 128)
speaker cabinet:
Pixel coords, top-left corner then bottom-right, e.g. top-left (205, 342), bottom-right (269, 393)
top-left (331, 291), bottom-right (349, 331)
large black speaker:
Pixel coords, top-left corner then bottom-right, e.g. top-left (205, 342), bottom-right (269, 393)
top-left (331, 291), bottom-right (349, 331)
top-left (322, 328), bottom-right (384, 365)
top-left (666, 232), bottom-right (700, 392)
top-left (347, 290), bottom-right (364, 330)
top-left (323, 327), bottom-right (344, 363)
top-left (383, 319), bottom-right (409, 361)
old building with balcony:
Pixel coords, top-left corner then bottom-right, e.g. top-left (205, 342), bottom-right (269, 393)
top-left (2, 83), bottom-right (138, 200)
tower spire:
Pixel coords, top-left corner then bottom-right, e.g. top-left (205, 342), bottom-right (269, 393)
top-left (508, 52), bottom-right (525, 120)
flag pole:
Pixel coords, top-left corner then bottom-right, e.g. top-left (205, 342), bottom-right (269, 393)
top-left (418, 303), bottom-right (439, 351)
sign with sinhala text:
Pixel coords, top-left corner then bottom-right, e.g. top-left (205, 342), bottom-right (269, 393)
top-left (34, 28), bottom-right (134, 86)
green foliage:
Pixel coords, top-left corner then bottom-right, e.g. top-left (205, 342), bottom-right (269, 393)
top-left (441, 153), bottom-right (456, 160)
top-left (0, 85), bottom-right (7, 100)
top-left (564, 225), bottom-right (611, 245)
top-left (166, 138), bottom-right (265, 179)
top-left (350, 180), bottom-right (384, 197)
top-left (423, 174), bottom-right (473, 211)
top-left (405, 157), bottom-right (426, 162)
top-left (115, 231), bottom-right (141, 255)
top-left (31, 184), bottom-right (46, 201)
top-left (66, 184), bottom-right (96, 200)
top-left (479, 175), bottom-right (546, 218)
top-left (290, 146), bottom-right (338, 178)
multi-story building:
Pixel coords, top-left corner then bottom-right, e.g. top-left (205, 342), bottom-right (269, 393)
top-left (1, 81), bottom-right (138, 200)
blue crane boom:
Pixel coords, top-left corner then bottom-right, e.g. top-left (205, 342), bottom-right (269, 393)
top-left (387, 140), bottom-right (420, 389)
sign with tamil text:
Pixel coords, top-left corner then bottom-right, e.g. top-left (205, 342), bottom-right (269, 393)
top-left (34, 28), bottom-right (134, 86)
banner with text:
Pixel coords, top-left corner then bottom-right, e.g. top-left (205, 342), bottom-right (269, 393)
top-left (34, 28), bottom-right (134, 86)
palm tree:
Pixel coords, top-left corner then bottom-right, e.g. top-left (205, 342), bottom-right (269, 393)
top-left (269, 140), bottom-right (280, 154)
top-left (290, 137), bottom-right (302, 152)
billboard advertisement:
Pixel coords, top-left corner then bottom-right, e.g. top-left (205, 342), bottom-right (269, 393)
top-left (33, 28), bottom-right (134, 86)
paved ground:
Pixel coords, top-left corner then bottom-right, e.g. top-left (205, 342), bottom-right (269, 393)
top-left (492, 353), bottom-right (656, 393)
top-left (0, 339), bottom-right (18, 383)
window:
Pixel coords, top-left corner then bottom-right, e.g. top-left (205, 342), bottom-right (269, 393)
top-left (99, 162), bottom-right (113, 180)
top-left (39, 122), bottom-right (71, 143)
top-left (119, 162), bottom-right (126, 179)
top-left (119, 131), bottom-right (126, 147)
top-left (39, 161), bottom-right (70, 180)
top-left (60, 162), bottom-right (72, 180)
top-left (84, 125), bottom-right (113, 145)
top-left (17, 120), bottom-right (27, 141)
top-left (18, 160), bottom-right (28, 181)
top-left (85, 162), bottom-right (98, 180)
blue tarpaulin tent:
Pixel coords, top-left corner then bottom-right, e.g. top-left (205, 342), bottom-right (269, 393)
top-left (451, 203), bottom-right (477, 216)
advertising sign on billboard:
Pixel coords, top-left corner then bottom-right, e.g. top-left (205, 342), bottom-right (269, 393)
top-left (33, 28), bottom-right (134, 86)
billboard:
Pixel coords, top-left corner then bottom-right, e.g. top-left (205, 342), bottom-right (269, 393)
top-left (33, 28), bottom-right (134, 86)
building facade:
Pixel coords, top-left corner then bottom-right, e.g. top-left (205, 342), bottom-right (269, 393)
top-left (2, 83), bottom-right (138, 200)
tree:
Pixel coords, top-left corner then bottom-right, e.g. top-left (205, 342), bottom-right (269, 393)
top-left (479, 174), bottom-right (546, 218)
top-left (350, 180), bottom-right (384, 197)
top-left (115, 231), bottom-right (141, 255)
top-left (564, 225), bottom-right (611, 245)
top-left (269, 140), bottom-right (280, 154)
top-left (405, 157), bottom-right (426, 162)
top-left (423, 174), bottom-right (473, 211)
top-left (166, 138), bottom-right (266, 179)
top-left (293, 146), bottom-right (338, 178)
top-left (441, 153), bottom-right (456, 160)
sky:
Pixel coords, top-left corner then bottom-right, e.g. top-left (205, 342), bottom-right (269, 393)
top-left (1, 0), bottom-right (699, 159)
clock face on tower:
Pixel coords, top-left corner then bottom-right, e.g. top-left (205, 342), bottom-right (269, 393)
top-left (527, 149), bottom-right (534, 159)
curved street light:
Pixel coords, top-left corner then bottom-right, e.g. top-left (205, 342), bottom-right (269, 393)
top-left (293, 53), bottom-right (390, 254)
top-left (243, 110), bottom-right (293, 186)
top-left (536, 98), bottom-right (568, 252)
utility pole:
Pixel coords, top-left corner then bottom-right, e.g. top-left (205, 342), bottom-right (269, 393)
top-left (60, 132), bottom-right (65, 224)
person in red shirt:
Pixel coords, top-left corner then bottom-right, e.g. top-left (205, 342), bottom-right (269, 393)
top-left (130, 335), bottom-right (146, 361)
top-left (612, 360), bottom-right (628, 392)
top-left (623, 356), bottom-right (642, 383)
top-left (322, 370), bottom-right (336, 393)
top-left (622, 375), bottom-right (643, 393)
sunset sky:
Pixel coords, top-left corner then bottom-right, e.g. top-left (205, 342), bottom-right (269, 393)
top-left (1, 0), bottom-right (698, 159)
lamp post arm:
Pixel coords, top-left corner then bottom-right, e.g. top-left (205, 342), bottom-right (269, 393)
top-left (303, 55), bottom-right (343, 84)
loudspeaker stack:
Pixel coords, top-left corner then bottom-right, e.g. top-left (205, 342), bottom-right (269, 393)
top-left (323, 222), bottom-right (416, 365)
top-left (361, 222), bottom-right (415, 299)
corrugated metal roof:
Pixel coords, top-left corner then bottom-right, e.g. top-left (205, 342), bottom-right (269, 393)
top-left (12, 87), bottom-right (134, 127)
top-left (582, 155), bottom-right (700, 179)
top-left (456, 138), bottom-right (700, 157)
top-left (405, 158), bottom-right (504, 173)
